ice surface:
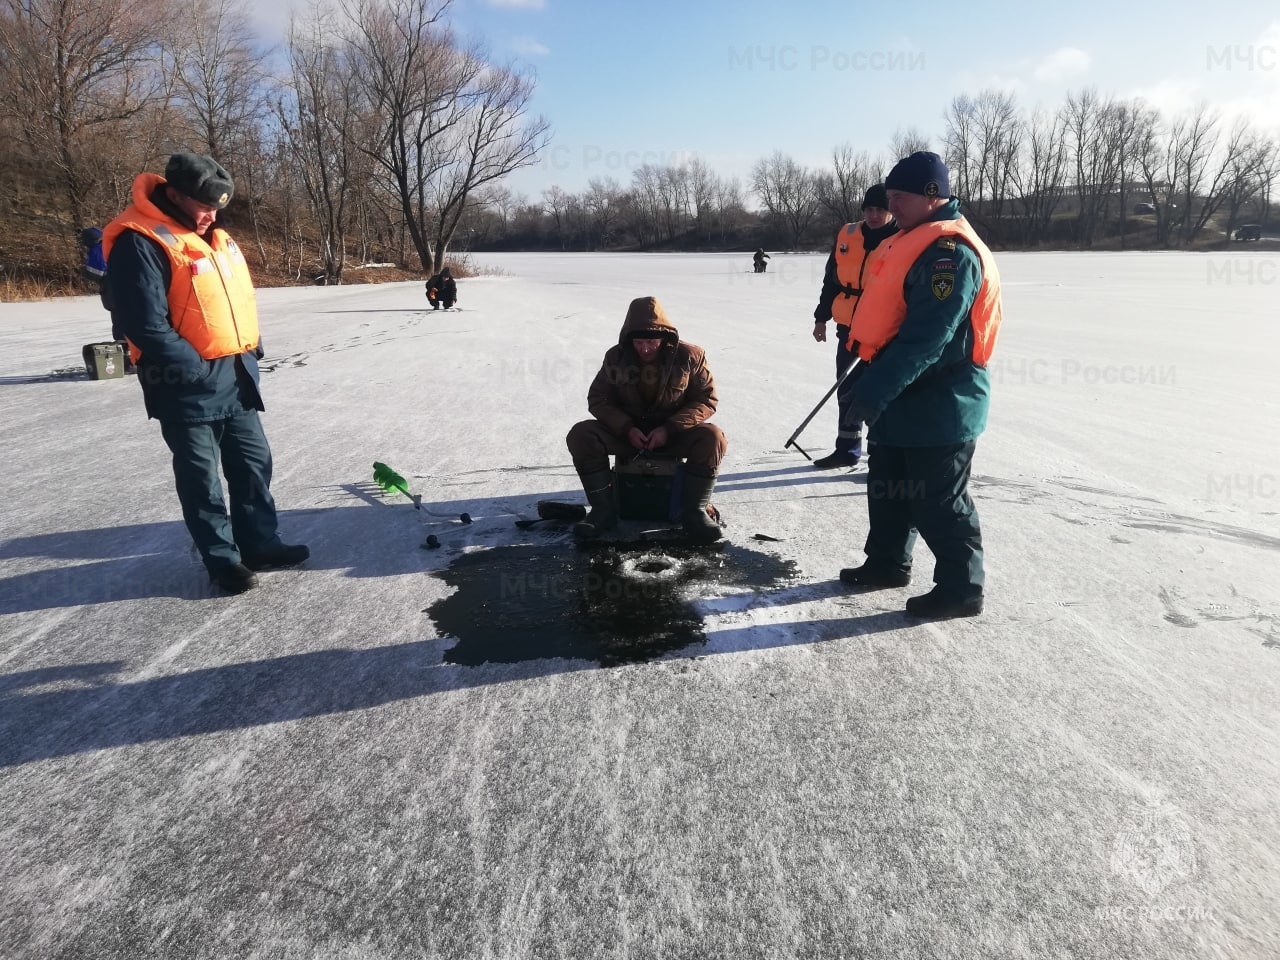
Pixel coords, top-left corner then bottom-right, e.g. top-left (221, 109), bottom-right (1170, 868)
top-left (1, 250), bottom-right (1277, 958)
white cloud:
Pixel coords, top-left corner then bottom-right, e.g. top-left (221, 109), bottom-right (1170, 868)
top-left (1123, 77), bottom-right (1201, 118)
top-left (1215, 93), bottom-right (1280, 136)
top-left (953, 47), bottom-right (1089, 100)
top-left (512, 36), bottom-right (550, 57)
top-left (1033, 47), bottom-right (1091, 84)
top-left (1119, 19), bottom-right (1279, 135)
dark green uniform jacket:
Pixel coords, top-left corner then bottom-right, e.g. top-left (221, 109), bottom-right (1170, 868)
top-left (847, 198), bottom-right (991, 447)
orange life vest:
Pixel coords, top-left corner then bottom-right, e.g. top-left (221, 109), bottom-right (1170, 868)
top-left (103, 173), bottom-right (259, 363)
top-left (829, 221), bottom-right (891, 327)
top-left (845, 216), bottom-right (1002, 364)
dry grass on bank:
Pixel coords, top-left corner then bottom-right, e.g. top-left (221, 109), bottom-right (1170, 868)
top-left (0, 205), bottom-right (512, 302)
top-left (0, 252), bottom-right (494, 304)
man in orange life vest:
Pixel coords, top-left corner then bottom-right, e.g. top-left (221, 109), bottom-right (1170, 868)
top-left (836, 152), bottom-right (1002, 619)
top-left (104, 154), bottom-right (308, 595)
top-left (811, 183), bottom-right (898, 468)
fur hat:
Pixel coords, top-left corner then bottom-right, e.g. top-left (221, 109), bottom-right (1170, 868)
top-left (164, 153), bottom-right (235, 209)
top-left (885, 152), bottom-right (950, 199)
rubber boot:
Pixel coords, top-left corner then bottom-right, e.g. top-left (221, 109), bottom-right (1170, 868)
top-left (573, 470), bottom-right (618, 540)
top-left (681, 473), bottom-right (723, 544)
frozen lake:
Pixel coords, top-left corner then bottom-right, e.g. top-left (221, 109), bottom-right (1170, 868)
top-left (1, 250), bottom-right (1277, 958)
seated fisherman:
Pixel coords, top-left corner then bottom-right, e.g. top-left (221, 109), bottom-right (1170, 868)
top-left (565, 296), bottom-right (727, 543)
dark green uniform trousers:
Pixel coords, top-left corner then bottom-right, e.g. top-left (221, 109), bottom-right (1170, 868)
top-left (160, 411), bottom-right (280, 573)
top-left (863, 440), bottom-right (984, 600)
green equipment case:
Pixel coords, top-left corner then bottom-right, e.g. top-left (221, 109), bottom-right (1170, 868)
top-left (82, 342), bottom-right (125, 380)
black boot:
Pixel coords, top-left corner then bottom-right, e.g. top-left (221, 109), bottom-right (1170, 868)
top-left (573, 470), bottom-right (618, 540)
top-left (681, 473), bottom-right (723, 544)
top-left (839, 562), bottom-right (911, 588)
top-left (209, 562), bottom-right (257, 594)
top-left (904, 587), bottom-right (984, 620)
top-left (242, 542), bottom-right (310, 571)
top-left (813, 434), bottom-right (862, 469)
top-left (813, 448), bottom-right (860, 469)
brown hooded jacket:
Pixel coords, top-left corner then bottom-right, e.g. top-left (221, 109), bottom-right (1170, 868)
top-left (586, 296), bottom-right (718, 436)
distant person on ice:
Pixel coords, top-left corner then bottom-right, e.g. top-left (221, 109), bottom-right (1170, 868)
top-left (566, 296), bottom-right (726, 543)
top-left (836, 151), bottom-right (1003, 620)
top-left (104, 153), bottom-right (309, 595)
top-left (811, 182), bottom-right (898, 468)
top-left (426, 267), bottom-right (457, 309)
top-left (752, 248), bottom-right (770, 273)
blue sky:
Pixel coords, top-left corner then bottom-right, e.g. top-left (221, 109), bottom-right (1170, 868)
top-left (254, 0), bottom-right (1280, 201)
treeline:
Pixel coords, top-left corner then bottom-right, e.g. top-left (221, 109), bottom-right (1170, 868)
top-left (0, 0), bottom-right (548, 286)
top-left (3, 1), bottom-right (1277, 296)
top-left (462, 92), bottom-right (1279, 253)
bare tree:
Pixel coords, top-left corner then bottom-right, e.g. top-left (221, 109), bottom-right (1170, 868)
top-left (422, 57), bottom-right (549, 270)
top-left (750, 151), bottom-right (818, 248)
top-left (541, 185), bottom-right (570, 249)
top-left (0, 0), bottom-right (170, 230)
top-left (687, 158), bottom-right (719, 243)
top-left (947, 90), bottom-right (1022, 233)
top-left (341, 0), bottom-right (472, 271)
top-left (166, 0), bottom-right (268, 164)
top-left (1249, 137), bottom-right (1280, 226)
top-left (654, 164), bottom-right (691, 242)
top-left (584, 176), bottom-right (623, 249)
top-left (1175, 105), bottom-right (1230, 244)
top-left (889, 126), bottom-right (931, 159)
top-left (1183, 113), bottom-right (1259, 244)
top-left (1218, 126), bottom-right (1273, 243)
top-left (712, 175), bottom-right (750, 242)
top-left (1139, 103), bottom-right (1229, 246)
top-left (973, 90), bottom-right (1022, 222)
top-left (1107, 99), bottom-right (1158, 248)
top-left (281, 5), bottom-right (363, 281)
top-left (1135, 115), bottom-right (1175, 246)
top-left (1062, 88), bottom-right (1123, 247)
top-left (1009, 107), bottom-right (1069, 246)
top-left (814, 143), bottom-right (876, 228)
top-left (943, 94), bottom-right (977, 204)
top-left (629, 164), bottom-right (662, 246)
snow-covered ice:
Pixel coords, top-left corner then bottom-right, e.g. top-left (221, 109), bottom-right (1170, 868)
top-left (1, 250), bottom-right (1277, 958)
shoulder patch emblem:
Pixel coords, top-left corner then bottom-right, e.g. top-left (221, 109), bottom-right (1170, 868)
top-left (153, 224), bottom-right (180, 248)
top-left (931, 273), bottom-right (955, 301)
top-left (932, 258), bottom-right (957, 271)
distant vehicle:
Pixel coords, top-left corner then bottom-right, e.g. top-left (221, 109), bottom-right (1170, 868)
top-left (1132, 202), bottom-right (1156, 214)
top-left (1234, 223), bottom-right (1262, 241)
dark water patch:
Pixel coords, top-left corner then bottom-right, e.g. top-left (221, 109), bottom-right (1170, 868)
top-left (428, 540), bottom-right (798, 667)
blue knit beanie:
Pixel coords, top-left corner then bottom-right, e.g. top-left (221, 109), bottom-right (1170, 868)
top-left (885, 151), bottom-right (950, 198)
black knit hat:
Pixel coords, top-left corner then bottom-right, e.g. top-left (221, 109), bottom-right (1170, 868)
top-left (861, 183), bottom-right (889, 210)
top-left (885, 151), bottom-right (950, 198)
top-left (164, 153), bottom-right (235, 209)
